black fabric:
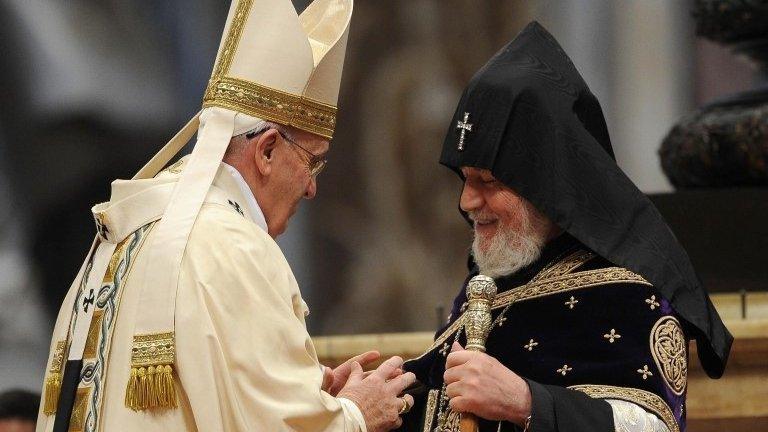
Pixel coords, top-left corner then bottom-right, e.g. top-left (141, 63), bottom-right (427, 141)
top-left (403, 237), bottom-right (689, 432)
top-left (53, 359), bottom-right (83, 432)
top-left (438, 21), bottom-right (730, 378)
top-left (526, 379), bottom-right (614, 432)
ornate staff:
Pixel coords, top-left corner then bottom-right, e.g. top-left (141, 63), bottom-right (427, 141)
top-left (459, 275), bottom-right (498, 432)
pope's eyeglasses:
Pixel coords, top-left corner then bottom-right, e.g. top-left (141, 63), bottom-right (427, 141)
top-left (247, 127), bottom-right (327, 178)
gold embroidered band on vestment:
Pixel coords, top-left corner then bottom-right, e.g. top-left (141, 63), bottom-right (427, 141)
top-left (202, 0), bottom-right (337, 139)
top-left (416, 265), bottom-right (651, 360)
top-left (569, 384), bottom-right (679, 432)
top-left (125, 331), bottom-right (178, 411)
top-left (650, 316), bottom-right (687, 396)
top-left (42, 340), bottom-right (67, 415)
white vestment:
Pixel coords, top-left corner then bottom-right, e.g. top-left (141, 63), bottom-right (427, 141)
top-left (36, 157), bottom-right (365, 432)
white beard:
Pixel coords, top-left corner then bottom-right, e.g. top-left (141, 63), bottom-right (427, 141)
top-left (470, 205), bottom-right (549, 278)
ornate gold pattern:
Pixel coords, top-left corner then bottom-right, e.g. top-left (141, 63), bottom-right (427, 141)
top-left (533, 250), bottom-right (595, 282)
top-left (569, 384), bottom-right (679, 432)
top-left (131, 332), bottom-right (175, 367)
top-left (557, 364), bottom-right (573, 375)
top-left (103, 238), bottom-right (129, 284)
top-left (43, 340), bottom-right (68, 415)
top-left (204, 0), bottom-right (252, 100)
top-left (564, 295), bottom-right (579, 309)
top-left (423, 389), bottom-right (439, 432)
top-left (416, 265), bottom-right (651, 359)
top-left (204, 77), bottom-right (337, 139)
top-left (68, 387), bottom-right (91, 432)
top-left (494, 267), bottom-right (651, 307)
top-left (604, 328), bottom-right (622, 343)
top-left (524, 339), bottom-right (539, 351)
top-left (201, 0), bottom-right (337, 138)
top-left (51, 340), bottom-right (66, 374)
top-left (83, 310), bottom-right (104, 359)
top-left (463, 275), bottom-right (497, 352)
top-left (650, 316), bottom-right (687, 395)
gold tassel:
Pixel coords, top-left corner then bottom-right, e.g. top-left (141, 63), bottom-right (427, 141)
top-left (42, 372), bottom-right (61, 415)
top-left (125, 365), bottom-right (177, 411)
top-left (43, 340), bottom-right (67, 415)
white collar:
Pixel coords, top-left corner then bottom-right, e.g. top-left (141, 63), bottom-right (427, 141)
top-left (221, 162), bottom-right (269, 233)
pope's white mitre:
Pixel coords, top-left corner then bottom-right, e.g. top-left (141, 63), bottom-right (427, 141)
top-left (204, 0), bottom-right (352, 138)
top-left (85, 0), bottom-right (352, 411)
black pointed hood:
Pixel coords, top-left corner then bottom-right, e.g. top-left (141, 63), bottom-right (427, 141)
top-left (440, 21), bottom-right (731, 378)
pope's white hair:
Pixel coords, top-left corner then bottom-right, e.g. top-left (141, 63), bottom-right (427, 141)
top-left (225, 120), bottom-right (299, 161)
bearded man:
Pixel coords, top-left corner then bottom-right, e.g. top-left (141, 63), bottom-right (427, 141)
top-left (400, 22), bottom-right (731, 432)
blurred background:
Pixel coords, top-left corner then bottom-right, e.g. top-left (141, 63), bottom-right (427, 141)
top-left (0, 3), bottom-right (766, 426)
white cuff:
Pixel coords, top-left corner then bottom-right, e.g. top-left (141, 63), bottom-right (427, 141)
top-left (338, 397), bottom-right (367, 432)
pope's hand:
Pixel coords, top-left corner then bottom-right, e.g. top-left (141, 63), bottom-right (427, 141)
top-left (322, 351), bottom-right (381, 396)
top-left (338, 356), bottom-right (416, 432)
top-left (444, 342), bottom-right (531, 425)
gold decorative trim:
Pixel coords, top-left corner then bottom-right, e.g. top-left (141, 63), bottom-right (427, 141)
top-left (201, 0), bottom-right (337, 138)
top-left (131, 332), bottom-right (175, 367)
top-left (204, 77), bottom-right (337, 139)
top-left (494, 267), bottom-right (651, 307)
top-left (414, 266), bottom-right (651, 360)
top-left (569, 384), bottom-right (678, 432)
top-left (83, 310), bottom-right (104, 359)
top-left (204, 0), bottom-right (252, 99)
top-left (532, 250), bottom-right (595, 282)
top-left (650, 316), bottom-right (687, 396)
top-left (68, 387), bottom-right (91, 432)
top-left (43, 340), bottom-right (67, 415)
top-left (126, 332), bottom-right (177, 411)
top-left (423, 389), bottom-right (439, 432)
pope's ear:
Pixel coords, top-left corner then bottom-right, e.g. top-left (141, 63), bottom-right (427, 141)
top-left (253, 129), bottom-right (280, 176)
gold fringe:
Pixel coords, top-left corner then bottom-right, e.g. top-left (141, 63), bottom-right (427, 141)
top-left (125, 365), bottom-right (177, 411)
top-left (42, 372), bottom-right (61, 415)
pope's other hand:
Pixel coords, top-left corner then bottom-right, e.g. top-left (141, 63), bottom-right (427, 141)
top-left (322, 351), bottom-right (381, 396)
top-left (444, 342), bottom-right (531, 425)
top-left (338, 356), bottom-right (416, 432)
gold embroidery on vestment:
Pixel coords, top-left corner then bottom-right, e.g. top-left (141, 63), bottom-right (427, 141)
top-left (423, 389), bottom-right (439, 432)
top-left (637, 365), bottom-right (653, 380)
top-left (557, 364), bottom-right (573, 375)
top-left (533, 250), bottom-right (595, 282)
top-left (569, 384), bottom-right (679, 432)
top-left (650, 316), bottom-right (687, 395)
top-left (83, 310), bottom-right (104, 359)
top-left (415, 266), bottom-right (651, 359)
top-left (68, 387), bottom-right (91, 432)
top-left (43, 340), bottom-right (68, 415)
top-left (604, 328), bottom-right (622, 343)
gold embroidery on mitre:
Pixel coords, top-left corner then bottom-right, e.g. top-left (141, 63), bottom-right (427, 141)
top-left (125, 332), bottom-right (177, 411)
top-left (43, 340), bottom-right (67, 415)
top-left (569, 384), bottom-right (679, 432)
top-left (68, 387), bottom-right (91, 432)
top-left (650, 316), bottom-right (687, 395)
top-left (202, 0), bottom-right (337, 139)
